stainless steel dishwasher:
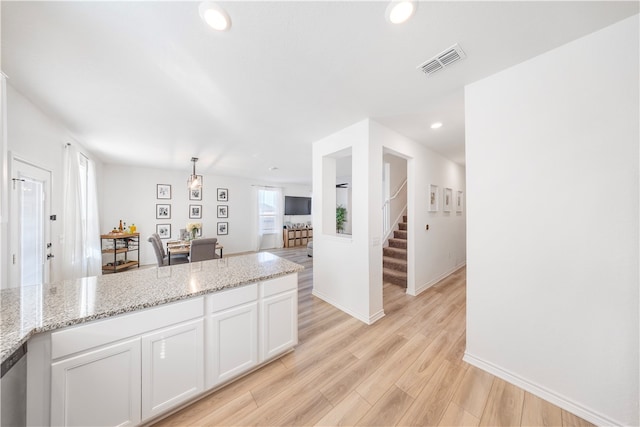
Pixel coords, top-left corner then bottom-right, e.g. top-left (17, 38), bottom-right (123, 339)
top-left (1, 343), bottom-right (27, 427)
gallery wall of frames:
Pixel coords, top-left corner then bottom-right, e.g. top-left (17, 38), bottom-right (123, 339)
top-left (155, 181), bottom-right (231, 240)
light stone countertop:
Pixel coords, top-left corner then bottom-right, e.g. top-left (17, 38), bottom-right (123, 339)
top-left (0, 252), bottom-right (304, 364)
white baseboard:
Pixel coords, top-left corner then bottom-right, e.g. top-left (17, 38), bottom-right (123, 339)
top-left (463, 352), bottom-right (622, 427)
top-left (368, 309), bottom-right (386, 324)
top-left (312, 289), bottom-right (385, 325)
top-left (410, 263), bottom-right (467, 296)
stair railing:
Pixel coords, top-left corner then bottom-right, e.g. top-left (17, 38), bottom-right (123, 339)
top-left (382, 179), bottom-right (407, 239)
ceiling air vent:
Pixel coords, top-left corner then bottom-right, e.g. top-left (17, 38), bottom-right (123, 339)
top-left (417, 44), bottom-right (466, 77)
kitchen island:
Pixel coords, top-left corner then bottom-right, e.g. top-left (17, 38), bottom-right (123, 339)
top-left (0, 252), bottom-right (304, 426)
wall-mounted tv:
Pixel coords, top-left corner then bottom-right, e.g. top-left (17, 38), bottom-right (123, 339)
top-left (285, 196), bottom-right (312, 215)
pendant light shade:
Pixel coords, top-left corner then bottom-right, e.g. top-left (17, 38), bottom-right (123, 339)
top-left (188, 157), bottom-right (202, 190)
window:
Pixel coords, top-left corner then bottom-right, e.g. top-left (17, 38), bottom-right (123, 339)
top-left (255, 187), bottom-right (284, 250)
top-left (258, 189), bottom-right (279, 233)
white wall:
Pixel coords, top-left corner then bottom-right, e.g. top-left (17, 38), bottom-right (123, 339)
top-left (0, 76), bottom-right (7, 293)
top-left (4, 84), bottom-right (101, 287)
top-left (312, 120), bottom-right (376, 323)
top-left (465, 15), bottom-right (639, 426)
top-left (102, 164), bottom-right (306, 265)
top-left (312, 119), bottom-right (466, 324)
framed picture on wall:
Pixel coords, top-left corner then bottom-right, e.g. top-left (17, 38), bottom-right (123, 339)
top-left (157, 184), bottom-right (171, 200)
top-left (217, 222), bottom-right (228, 235)
top-left (156, 224), bottom-right (171, 239)
top-left (189, 186), bottom-right (202, 201)
top-left (429, 185), bottom-right (439, 212)
top-left (444, 187), bottom-right (453, 212)
top-left (156, 204), bottom-right (171, 219)
top-left (217, 188), bottom-right (228, 202)
top-left (217, 205), bottom-right (228, 218)
top-left (189, 204), bottom-right (202, 219)
top-left (456, 190), bottom-right (464, 212)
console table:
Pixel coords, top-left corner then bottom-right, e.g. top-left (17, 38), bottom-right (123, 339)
top-left (283, 227), bottom-right (313, 248)
top-left (101, 233), bottom-right (140, 273)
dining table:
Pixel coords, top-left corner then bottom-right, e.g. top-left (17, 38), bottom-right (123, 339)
top-left (166, 240), bottom-right (224, 264)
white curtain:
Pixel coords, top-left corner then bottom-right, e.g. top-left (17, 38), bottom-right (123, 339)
top-left (254, 186), bottom-right (284, 251)
top-left (61, 145), bottom-right (101, 280)
top-left (85, 158), bottom-right (102, 275)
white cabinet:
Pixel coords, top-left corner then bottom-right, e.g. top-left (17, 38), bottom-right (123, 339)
top-left (51, 338), bottom-right (141, 427)
top-left (141, 319), bottom-right (204, 421)
top-left (206, 283), bottom-right (258, 389)
top-left (49, 297), bottom-right (204, 427)
top-left (259, 275), bottom-right (298, 362)
top-left (42, 274), bottom-right (299, 426)
top-left (208, 302), bottom-right (258, 387)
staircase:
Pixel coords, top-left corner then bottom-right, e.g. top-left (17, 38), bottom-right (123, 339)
top-left (383, 215), bottom-right (407, 287)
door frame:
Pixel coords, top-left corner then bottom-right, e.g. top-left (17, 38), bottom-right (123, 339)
top-left (9, 153), bottom-right (52, 287)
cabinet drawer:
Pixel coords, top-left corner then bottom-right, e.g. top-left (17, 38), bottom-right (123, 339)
top-left (260, 274), bottom-right (298, 298)
top-left (208, 283), bottom-right (258, 313)
top-left (52, 297), bottom-right (204, 360)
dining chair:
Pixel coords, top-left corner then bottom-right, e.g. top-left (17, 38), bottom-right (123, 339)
top-left (148, 236), bottom-right (166, 267)
top-left (189, 238), bottom-right (220, 262)
top-left (153, 233), bottom-right (189, 264)
top-left (148, 235), bottom-right (189, 267)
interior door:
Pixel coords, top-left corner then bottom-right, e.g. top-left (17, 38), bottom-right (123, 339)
top-left (9, 157), bottom-right (52, 288)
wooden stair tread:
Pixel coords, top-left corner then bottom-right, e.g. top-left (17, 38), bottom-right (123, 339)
top-left (393, 230), bottom-right (408, 239)
top-left (383, 257), bottom-right (407, 273)
top-left (383, 247), bottom-right (407, 260)
top-left (388, 238), bottom-right (407, 249)
top-left (383, 267), bottom-right (407, 287)
top-left (383, 268), bottom-right (407, 278)
top-left (383, 256), bottom-right (407, 269)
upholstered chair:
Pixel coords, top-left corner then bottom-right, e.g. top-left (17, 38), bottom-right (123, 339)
top-left (189, 238), bottom-right (220, 262)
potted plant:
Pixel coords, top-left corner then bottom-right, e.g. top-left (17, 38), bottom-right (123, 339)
top-left (336, 205), bottom-right (347, 233)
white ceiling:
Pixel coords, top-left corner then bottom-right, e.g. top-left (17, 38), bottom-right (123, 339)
top-left (2, 1), bottom-right (638, 184)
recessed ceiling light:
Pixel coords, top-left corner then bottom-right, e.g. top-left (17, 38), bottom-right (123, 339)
top-left (199, 1), bottom-right (231, 31)
top-left (430, 122), bottom-right (443, 129)
top-left (385, 1), bottom-right (417, 24)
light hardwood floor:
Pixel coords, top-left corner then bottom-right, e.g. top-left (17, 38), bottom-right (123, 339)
top-left (153, 247), bottom-right (594, 427)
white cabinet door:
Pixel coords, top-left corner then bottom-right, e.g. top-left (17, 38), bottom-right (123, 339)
top-left (141, 319), bottom-right (204, 421)
top-left (260, 289), bottom-right (298, 362)
top-left (207, 302), bottom-right (258, 388)
top-left (51, 338), bottom-right (141, 427)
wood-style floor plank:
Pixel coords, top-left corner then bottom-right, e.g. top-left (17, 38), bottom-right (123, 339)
top-left (153, 247), bottom-right (595, 427)
top-left (355, 332), bottom-right (429, 405)
top-left (193, 391), bottom-right (257, 426)
top-left (355, 386), bottom-right (414, 426)
top-left (479, 378), bottom-right (525, 426)
top-left (521, 392), bottom-right (563, 426)
top-left (438, 402), bottom-right (481, 427)
top-left (314, 391), bottom-right (372, 427)
top-left (394, 329), bottom-right (460, 398)
top-left (451, 365), bottom-right (495, 418)
top-left (562, 409), bottom-right (597, 427)
top-left (398, 359), bottom-right (468, 426)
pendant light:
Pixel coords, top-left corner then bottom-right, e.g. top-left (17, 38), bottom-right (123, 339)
top-left (188, 157), bottom-right (202, 190)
